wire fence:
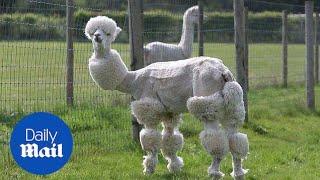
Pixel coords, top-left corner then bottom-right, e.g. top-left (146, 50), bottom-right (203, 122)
top-left (1, 0), bottom-right (318, 112)
top-left (247, 1), bottom-right (307, 87)
top-left (0, 0), bottom-right (131, 112)
top-left (0, 0), bottom-right (320, 178)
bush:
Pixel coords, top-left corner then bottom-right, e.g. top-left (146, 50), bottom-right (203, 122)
top-left (0, 13), bottom-right (64, 40)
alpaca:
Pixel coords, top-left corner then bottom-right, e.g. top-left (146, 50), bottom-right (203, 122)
top-left (144, 6), bottom-right (200, 66)
top-left (85, 16), bottom-right (249, 179)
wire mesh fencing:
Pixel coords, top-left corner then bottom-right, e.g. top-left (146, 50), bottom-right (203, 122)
top-left (1, 0), bottom-right (318, 112)
top-left (0, 0), bottom-right (131, 112)
top-left (0, 0), bottom-right (133, 175)
top-left (246, 0), bottom-right (307, 88)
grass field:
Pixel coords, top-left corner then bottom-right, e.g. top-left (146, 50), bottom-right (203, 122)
top-left (1, 41), bottom-right (319, 179)
top-left (1, 86), bottom-right (320, 179)
top-left (0, 41), bottom-right (307, 111)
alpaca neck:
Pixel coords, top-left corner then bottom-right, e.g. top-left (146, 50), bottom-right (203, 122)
top-left (178, 15), bottom-right (195, 58)
top-left (90, 42), bottom-right (130, 91)
top-left (93, 42), bottom-right (111, 58)
top-left (115, 71), bottom-right (136, 95)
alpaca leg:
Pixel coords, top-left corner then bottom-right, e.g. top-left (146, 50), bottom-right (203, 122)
top-left (140, 127), bottom-right (161, 175)
top-left (221, 81), bottom-right (249, 179)
top-left (131, 98), bottom-right (165, 175)
top-left (187, 95), bottom-right (228, 179)
top-left (161, 115), bottom-right (184, 173)
top-left (200, 121), bottom-right (229, 179)
top-left (227, 129), bottom-right (249, 180)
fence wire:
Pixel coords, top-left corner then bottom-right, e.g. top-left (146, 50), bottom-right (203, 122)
top-left (1, 0), bottom-right (318, 111)
top-left (0, 0), bottom-right (131, 112)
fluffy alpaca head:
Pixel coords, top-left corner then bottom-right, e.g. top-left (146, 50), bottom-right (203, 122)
top-left (184, 5), bottom-right (199, 24)
top-left (85, 16), bottom-right (122, 47)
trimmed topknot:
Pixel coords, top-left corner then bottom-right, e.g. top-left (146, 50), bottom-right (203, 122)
top-left (84, 16), bottom-right (121, 41)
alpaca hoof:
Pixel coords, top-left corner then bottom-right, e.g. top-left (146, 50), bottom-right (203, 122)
top-left (231, 169), bottom-right (248, 180)
top-left (142, 155), bottom-right (157, 175)
top-left (208, 167), bottom-right (224, 180)
top-left (143, 167), bottom-right (155, 175)
top-left (167, 157), bottom-right (184, 173)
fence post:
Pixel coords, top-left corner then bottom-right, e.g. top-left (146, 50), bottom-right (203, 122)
top-left (282, 10), bottom-right (288, 88)
top-left (198, 0), bottom-right (204, 56)
top-left (128, 0), bottom-right (144, 142)
top-left (234, 0), bottom-right (248, 122)
top-left (315, 12), bottom-right (319, 84)
top-left (66, 0), bottom-right (74, 106)
top-left (244, 7), bottom-right (249, 91)
top-left (305, 1), bottom-right (315, 110)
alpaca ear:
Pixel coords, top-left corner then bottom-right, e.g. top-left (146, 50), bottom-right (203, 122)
top-left (84, 17), bottom-right (94, 40)
top-left (112, 27), bottom-right (122, 41)
top-left (85, 31), bottom-right (91, 40)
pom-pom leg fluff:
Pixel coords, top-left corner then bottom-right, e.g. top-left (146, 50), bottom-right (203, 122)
top-left (222, 81), bottom-right (249, 179)
top-left (200, 127), bottom-right (228, 179)
top-left (139, 128), bottom-right (161, 175)
top-left (187, 80), bottom-right (249, 179)
top-left (187, 94), bottom-right (228, 179)
top-left (131, 98), bottom-right (165, 128)
top-left (228, 133), bottom-right (249, 179)
top-left (131, 98), bottom-right (164, 174)
top-left (161, 115), bottom-right (184, 173)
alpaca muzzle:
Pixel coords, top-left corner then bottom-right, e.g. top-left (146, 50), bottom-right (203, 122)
top-left (94, 34), bottom-right (102, 43)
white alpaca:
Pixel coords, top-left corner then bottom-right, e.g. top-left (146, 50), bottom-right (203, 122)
top-left (144, 6), bottom-right (199, 65)
top-left (85, 16), bottom-right (249, 179)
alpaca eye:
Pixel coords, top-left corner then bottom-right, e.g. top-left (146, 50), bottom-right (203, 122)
top-left (106, 33), bottom-right (111, 36)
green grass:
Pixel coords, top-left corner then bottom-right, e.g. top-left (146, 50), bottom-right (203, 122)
top-left (0, 86), bottom-right (320, 179)
top-left (0, 41), bottom-right (306, 111)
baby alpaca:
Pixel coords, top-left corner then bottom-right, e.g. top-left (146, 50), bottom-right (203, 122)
top-left (85, 16), bottom-right (249, 179)
top-left (144, 6), bottom-right (200, 65)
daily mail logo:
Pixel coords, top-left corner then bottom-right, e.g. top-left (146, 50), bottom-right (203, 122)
top-left (10, 112), bottom-right (73, 175)
top-left (20, 129), bottom-right (63, 158)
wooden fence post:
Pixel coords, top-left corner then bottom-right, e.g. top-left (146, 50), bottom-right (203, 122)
top-left (282, 10), bottom-right (288, 88)
top-left (305, 1), bottom-right (315, 110)
top-left (234, 0), bottom-right (248, 122)
top-left (198, 0), bottom-right (204, 56)
top-left (128, 0), bottom-right (144, 141)
top-left (244, 7), bottom-right (249, 91)
top-left (315, 12), bottom-right (319, 84)
top-left (66, 0), bottom-right (74, 106)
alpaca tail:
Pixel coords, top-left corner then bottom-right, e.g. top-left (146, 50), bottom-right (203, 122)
top-left (222, 69), bottom-right (235, 82)
top-left (220, 69), bottom-right (241, 105)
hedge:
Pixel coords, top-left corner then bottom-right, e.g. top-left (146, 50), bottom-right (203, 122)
top-left (0, 13), bottom-right (65, 40)
top-left (0, 10), bottom-right (312, 43)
